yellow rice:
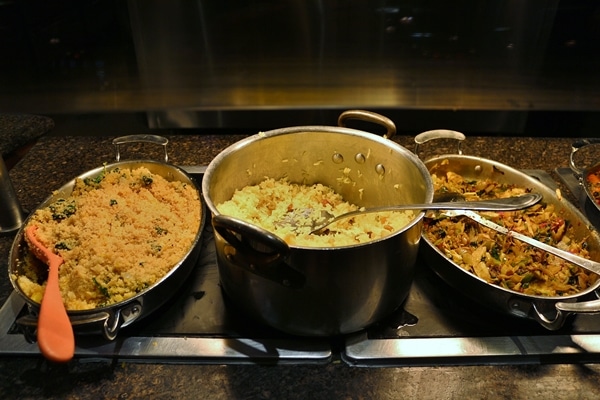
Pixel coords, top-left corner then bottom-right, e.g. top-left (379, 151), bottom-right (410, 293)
top-left (216, 177), bottom-right (414, 247)
top-left (14, 166), bottom-right (201, 310)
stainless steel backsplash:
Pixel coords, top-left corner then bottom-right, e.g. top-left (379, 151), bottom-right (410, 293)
top-left (1, 1), bottom-right (599, 134)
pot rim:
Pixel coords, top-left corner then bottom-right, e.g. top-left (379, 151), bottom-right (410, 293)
top-left (202, 124), bottom-right (434, 250)
top-left (569, 138), bottom-right (600, 214)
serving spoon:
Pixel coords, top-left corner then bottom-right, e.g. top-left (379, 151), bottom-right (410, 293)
top-left (308, 193), bottom-right (542, 234)
top-left (24, 225), bottom-right (75, 363)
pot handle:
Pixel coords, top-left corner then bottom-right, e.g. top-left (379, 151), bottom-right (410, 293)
top-left (95, 301), bottom-right (144, 340)
top-left (414, 129), bottom-right (466, 158)
top-left (113, 134), bottom-right (169, 163)
top-left (212, 215), bottom-right (305, 288)
top-left (337, 110), bottom-right (397, 139)
top-left (569, 138), bottom-right (600, 177)
top-left (531, 298), bottom-right (600, 331)
top-left (16, 300), bottom-right (143, 341)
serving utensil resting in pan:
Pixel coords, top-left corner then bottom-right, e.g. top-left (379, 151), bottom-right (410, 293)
top-left (203, 110), bottom-right (434, 336)
top-left (25, 225), bottom-right (74, 363)
top-left (439, 209), bottom-right (600, 276)
top-left (417, 129), bottom-right (600, 330)
top-left (8, 135), bottom-right (205, 360)
top-left (308, 193), bottom-right (541, 234)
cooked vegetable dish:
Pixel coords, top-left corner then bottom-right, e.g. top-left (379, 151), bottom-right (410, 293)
top-left (423, 171), bottom-right (598, 296)
top-left (586, 168), bottom-right (600, 205)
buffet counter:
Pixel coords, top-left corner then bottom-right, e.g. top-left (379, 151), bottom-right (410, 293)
top-left (1, 134), bottom-right (600, 399)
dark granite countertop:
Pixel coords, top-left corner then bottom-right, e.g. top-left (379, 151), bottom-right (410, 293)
top-left (0, 114), bottom-right (54, 157)
top-left (2, 134), bottom-right (600, 399)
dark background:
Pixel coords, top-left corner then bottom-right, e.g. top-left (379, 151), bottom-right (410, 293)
top-left (1, 0), bottom-right (599, 137)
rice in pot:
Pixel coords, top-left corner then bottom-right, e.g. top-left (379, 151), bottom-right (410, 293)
top-left (14, 166), bottom-right (201, 310)
top-left (216, 177), bottom-right (414, 247)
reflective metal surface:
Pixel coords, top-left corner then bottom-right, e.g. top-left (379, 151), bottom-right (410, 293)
top-left (1, 1), bottom-right (599, 134)
top-left (0, 156), bottom-right (26, 234)
top-left (202, 121), bottom-right (431, 336)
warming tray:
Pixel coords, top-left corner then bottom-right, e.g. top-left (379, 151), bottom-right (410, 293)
top-left (0, 168), bottom-right (599, 366)
top-left (0, 166), bottom-right (332, 364)
top-left (0, 225), bottom-right (333, 364)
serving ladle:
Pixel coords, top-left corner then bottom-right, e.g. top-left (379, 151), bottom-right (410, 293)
top-left (24, 225), bottom-right (75, 363)
top-left (308, 192), bottom-right (542, 234)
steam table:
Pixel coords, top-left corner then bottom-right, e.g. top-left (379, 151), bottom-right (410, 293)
top-left (1, 134), bottom-right (599, 399)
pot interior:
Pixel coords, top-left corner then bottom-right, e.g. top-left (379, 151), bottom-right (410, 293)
top-left (204, 127), bottom-right (433, 217)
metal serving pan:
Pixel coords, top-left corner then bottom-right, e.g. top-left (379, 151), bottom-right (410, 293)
top-left (417, 130), bottom-right (600, 330)
top-left (8, 135), bottom-right (206, 342)
top-left (570, 138), bottom-right (600, 213)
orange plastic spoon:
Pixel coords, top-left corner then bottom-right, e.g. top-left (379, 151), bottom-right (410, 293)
top-left (25, 225), bottom-right (75, 363)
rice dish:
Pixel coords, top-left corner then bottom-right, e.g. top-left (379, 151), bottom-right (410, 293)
top-left (14, 166), bottom-right (201, 310)
top-left (216, 177), bottom-right (414, 247)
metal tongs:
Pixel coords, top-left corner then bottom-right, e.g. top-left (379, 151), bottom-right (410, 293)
top-left (439, 209), bottom-right (600, 276)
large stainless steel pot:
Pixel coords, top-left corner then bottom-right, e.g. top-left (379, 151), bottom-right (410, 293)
top-left (8, 135), bottom-right (206, 340)
top-left (417, 130), bottom-right (600, 330)
top-left (202, 110), bottom-right (433, 336)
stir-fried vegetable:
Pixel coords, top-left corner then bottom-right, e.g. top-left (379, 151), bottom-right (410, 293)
top-left (423, 171), bottom-right (598, 296)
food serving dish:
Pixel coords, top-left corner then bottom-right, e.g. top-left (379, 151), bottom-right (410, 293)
top-left (3, 163), bottom-right (600, 365)
top-left (202, 110), bottom-right (433, 336)
top-left (417, 130), bottom-right (600, 330)
top-left (8, 135), bottom-right (206, 341)
top-left (570, 138), bottom-right (600, 211)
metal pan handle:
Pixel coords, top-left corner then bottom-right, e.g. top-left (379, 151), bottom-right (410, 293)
top-left (414, 129), bottom-right (466, 158)
top-left (531, 298), bottom-right (600, 331)
top-left (113, 134), bottom-right (169, 163)
top-left (212, 215), bottom-right (305, 288)
top-left (337, 110), bottom-right (396, 139)
top-left (569, 138), bottom-right (600, 177)
top-left (15, 300), bottom-right (143, 341)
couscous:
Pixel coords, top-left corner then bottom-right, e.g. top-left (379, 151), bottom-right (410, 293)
top-left (14, 166), bottom-right (201, 310)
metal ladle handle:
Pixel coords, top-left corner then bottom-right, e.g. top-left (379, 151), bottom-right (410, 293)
top-left (311, 194), bottom-right (542, 234)
top-left (453, 209), bottom-right (600, 276)
top-left (446, 208), bottom-right (600, 329)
